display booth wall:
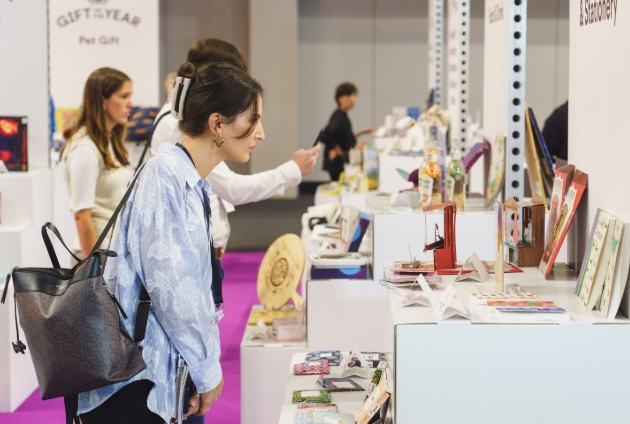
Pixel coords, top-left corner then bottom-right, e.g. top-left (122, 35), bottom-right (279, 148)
top-left (568, 0), bottom-right (629, 299)
top-left (0, 0), bottom-right (49, 170)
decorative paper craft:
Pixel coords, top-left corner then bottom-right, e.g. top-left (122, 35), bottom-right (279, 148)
top-left (454, 253), bottom-right (489, 282)
top-left (361, 352), bottom-right (386, 368)
top-left (294, 361), bottom-right (330, 376)
top-left (246, 320), bottom-right (268, 341)
top-left (306, 351), bottom-right (341, 367)
top-left (357, 379), bottom-right (392, 424)
top-left (296, 411), bottom-right (355, 424)
top-left (576, 210), bottom-right (613, 310)
top-left (401, 274), bottom-right (439, 308)
top-left (292, 389), bottom-right (332, 404)
top-left (257, 234), bottom-right (305, 310)
top-left (539, 170), bottom-right (588, 278)
top-left (317, 376), bottom-right (364, 392)
top-left (432, 285), bottom-right (471, 320)
top-left (462, 138), bottom-right (490, 173)
top-left (340, 348), bottom-right (369, 379)
top-left (469, 292), bottom-right (537, 305)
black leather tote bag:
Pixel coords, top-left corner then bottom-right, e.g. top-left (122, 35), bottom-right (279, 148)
top-left (0, 164), bottom-right (153, 423)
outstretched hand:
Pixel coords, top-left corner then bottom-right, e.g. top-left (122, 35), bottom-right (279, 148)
top-left (292, 144), bottom-right (321, 177)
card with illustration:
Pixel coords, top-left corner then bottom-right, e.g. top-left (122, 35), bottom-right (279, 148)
top-left (487, 300), bottom-right (555, 308)
top-left (341, 348), bottom-right (369, 379)
top-left (294, 361), bottom-right (330, 376)
top-left (361, 352), bottom-right (386, 368)
top-left (296, 401), bottom-right (337, 413)
top-left (317, 376), bottom-right (364, 392)
top-left (306, 351), bottom-right (341, 367)
top-left (292, 389), bottom-right (332, 404)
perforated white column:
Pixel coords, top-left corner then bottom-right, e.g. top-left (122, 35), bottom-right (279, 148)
top-left (428, 0), bottom-right (445, 107)
top-left (447, 0), bottom-right (470, 151)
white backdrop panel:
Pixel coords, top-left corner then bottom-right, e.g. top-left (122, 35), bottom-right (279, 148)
top-left (50, 0), bottom-right (159, 108)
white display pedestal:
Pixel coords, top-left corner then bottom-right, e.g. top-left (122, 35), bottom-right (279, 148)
top-left (0, 170), bottom-right (57, 412)
top-left (385, 267), bottom-right (630, 423)
top-left (306, 279), bottom-right (384, 352)
top-left (278, 352), bottom-right (392, 424)
top-left (240, 307), bottom-right (308, 424)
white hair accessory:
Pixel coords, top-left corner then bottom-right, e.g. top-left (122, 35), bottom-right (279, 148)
top-left (170, 76), bottom-right (192, 121)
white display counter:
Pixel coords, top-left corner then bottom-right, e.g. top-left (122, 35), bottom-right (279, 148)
top-left (240, 306), bottom-right (308, 424)
top-left (278, 352), bottom-right (392, 424)
top-left (385, 267), bottom-right (630, 423)
top-left (377, 154), bottom-right (419, 194)
top-left (306, 279), bottom-right (384, 352)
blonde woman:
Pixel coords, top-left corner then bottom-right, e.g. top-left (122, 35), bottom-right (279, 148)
top-left (61, 68), bottom-right (134, 262)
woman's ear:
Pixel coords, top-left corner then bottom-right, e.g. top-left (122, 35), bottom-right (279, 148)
top-left (207, 113), bottom-right (222, 137)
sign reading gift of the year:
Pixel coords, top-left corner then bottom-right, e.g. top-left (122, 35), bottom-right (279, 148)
top-left (50, 0), bottom-right (159, 109)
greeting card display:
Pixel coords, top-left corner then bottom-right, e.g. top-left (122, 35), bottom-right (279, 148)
top-left (485, 133), bottom-right (505, 209)
top-left (545, 165), bottom-right (575, 243)
top-left (361, 352), bottom-right (386, 369)
top-left (357, 379), bottom-right (392, 424)
top-left (0, 116), bottom-right (28, 171)
top-left (454, 253), bottom-right (489, 282)
top-left (400, 274), bottom-right (440, 308)
top-left (294, 361), bottom-right (330, 376)
top-left (539, 170), bottom-right (588, 278)
top-left (317, 376), bottom-right (364, 392)
top-left (292, 389), bottom-right (331, 404)
top-left (340, 206), bottom-right (371, 252)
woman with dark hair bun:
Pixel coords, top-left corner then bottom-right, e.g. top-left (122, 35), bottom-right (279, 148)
top-left (77, 62), bottom-right (264, 424)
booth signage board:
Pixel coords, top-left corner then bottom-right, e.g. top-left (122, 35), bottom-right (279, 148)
top-left (428, 0), bottom-right (444, 107)
top-left (482, 0), bottom-right (526, 202)
top-left (447, 0), bottom-right (469, 151)
top-left (50, 0), bottom-right (159, 109)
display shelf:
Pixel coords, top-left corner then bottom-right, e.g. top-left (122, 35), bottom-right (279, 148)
top-left (278, 352), bottom-right (392, 424)
top-left (306, 279), bottom-right (385, 352)
top-left (385, 267), bottom-right (630, 423)
top-left (240, 306), bottom-right (308, 424)
top-left (372, 203), bottom-right (568, 283)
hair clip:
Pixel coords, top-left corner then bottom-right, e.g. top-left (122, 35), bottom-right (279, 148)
top-left (170, 76), bottom-right (191, 121)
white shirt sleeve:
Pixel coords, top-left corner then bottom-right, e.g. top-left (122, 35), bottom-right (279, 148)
top-left (207, 160), bottom-right (302, 206)
top-left (210, 192), bottom-right (231, 248)
top-left (65, 145), bottom-right (99, 213)
top-left (150, 103), bottom-right (183, 156)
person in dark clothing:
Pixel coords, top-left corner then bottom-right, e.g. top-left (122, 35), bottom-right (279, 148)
top-left (321, 82), bottom-right (372, 181)
top-left (542, 100), bottom-right (568, 162)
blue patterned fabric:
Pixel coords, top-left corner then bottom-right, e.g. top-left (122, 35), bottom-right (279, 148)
top-left (78, 143), bottom-right (222, 423)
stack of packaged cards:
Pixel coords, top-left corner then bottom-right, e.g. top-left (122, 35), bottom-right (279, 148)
top-left (296, 401), bottom-right (337, 413)
top-left (305, 351), bottom-right (341, 366)
top-left (294, 361), bottom-right (329, 376)
top-left (295, 410), bottom-right (355, 424)
top-left (361, 352), bottom-right (386, 368)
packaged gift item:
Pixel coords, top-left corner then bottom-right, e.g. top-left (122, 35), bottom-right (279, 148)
top-left (317, 376), bottom-right (364, 392)
top-left (357, 379), bottom-right (392, 424)
top-left (0, 116), bottom-right (28, 171)
top-left (292, 389), bottom-right (331, 404)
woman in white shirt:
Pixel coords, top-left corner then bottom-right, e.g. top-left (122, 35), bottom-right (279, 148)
top-left (60, 67), bottom-right (134, 262)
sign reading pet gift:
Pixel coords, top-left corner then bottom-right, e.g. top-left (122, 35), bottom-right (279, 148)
top-left (50, 0), bottom-right (159, 108)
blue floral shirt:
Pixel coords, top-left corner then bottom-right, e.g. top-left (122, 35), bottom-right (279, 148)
top-left (78, 143), bottom-right (222, 422)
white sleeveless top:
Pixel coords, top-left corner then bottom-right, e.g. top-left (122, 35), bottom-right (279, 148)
top-left (61, 127), bottom-right (133, 251)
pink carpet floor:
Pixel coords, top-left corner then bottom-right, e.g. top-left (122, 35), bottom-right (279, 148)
top-left (0, 251), bottom-right (265, 424)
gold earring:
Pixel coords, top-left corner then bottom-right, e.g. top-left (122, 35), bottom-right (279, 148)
top-left (213, 134), bottom-right (225, 148)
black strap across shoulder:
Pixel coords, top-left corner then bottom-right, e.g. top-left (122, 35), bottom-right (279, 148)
top-left (134, 110), bottom-right (171, 171)
top-left (175, 143), bottom-right (224, 306)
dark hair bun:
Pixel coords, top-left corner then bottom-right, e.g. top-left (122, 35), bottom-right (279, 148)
top-left (177, 62), bottom-right (198, 82)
